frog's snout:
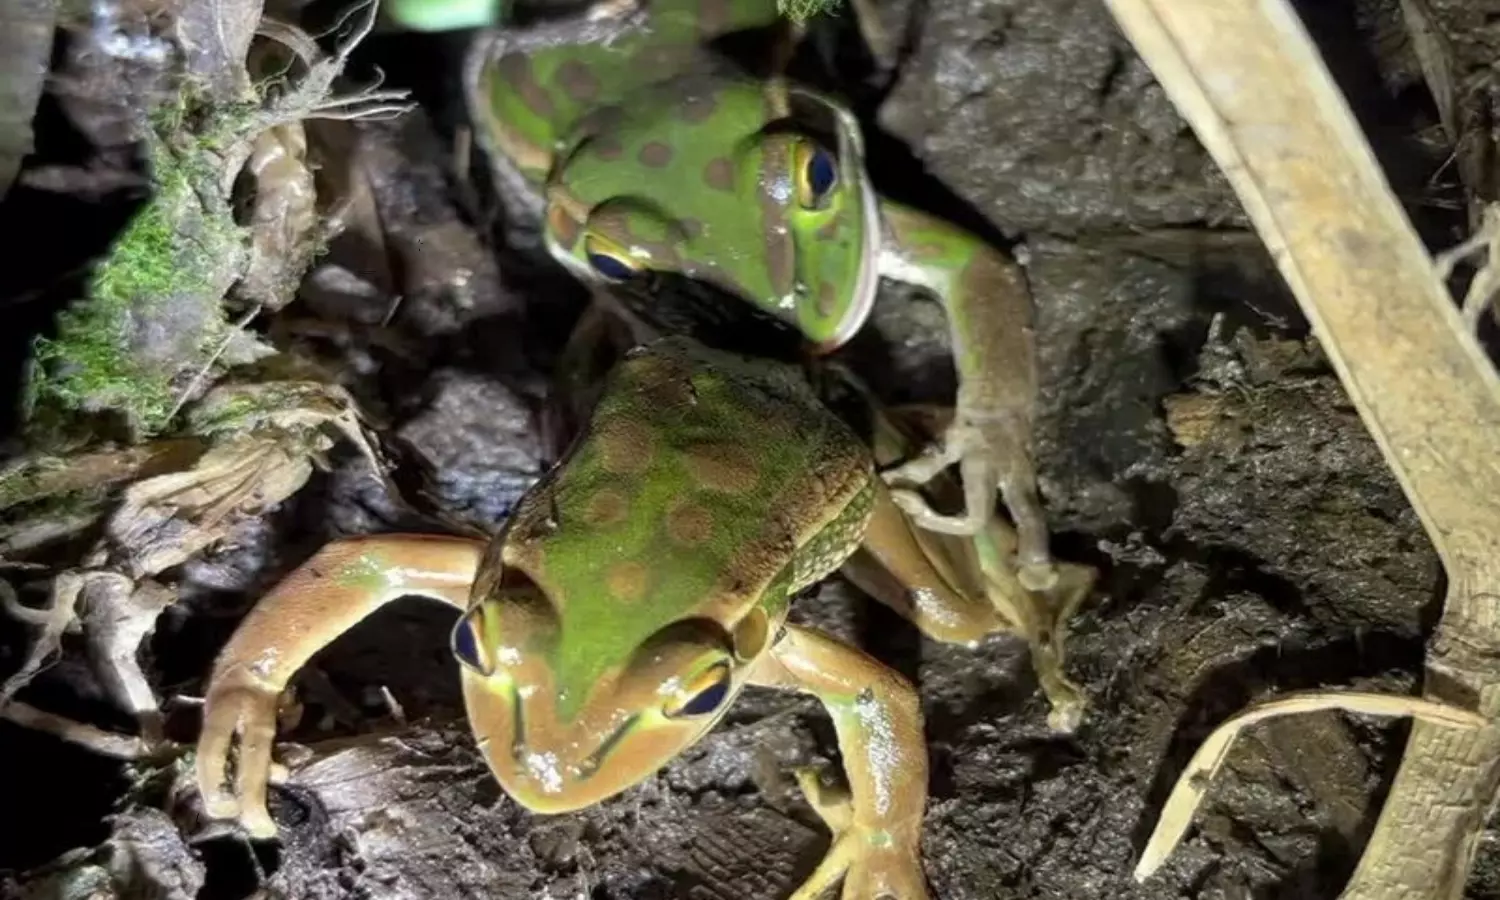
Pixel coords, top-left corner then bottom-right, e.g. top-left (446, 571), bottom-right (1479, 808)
top-left (460, 667), bottom-right (696, 814)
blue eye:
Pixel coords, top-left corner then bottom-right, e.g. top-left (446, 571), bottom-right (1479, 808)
top-left (807, 149), bottom-right (836, 197)
top-left (665, 663), bottom-right (732, 718)
top-left (584, 235), bottom-right (643, 282)
top-left (588, 251), bottom-right (637, 281)
top-left (796, 143), bottom-right (838, 208)
top-left (452, 605), bottom-right (493, 675)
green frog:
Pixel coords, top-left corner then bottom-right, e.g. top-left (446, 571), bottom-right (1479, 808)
top-left (461, 0), bottom-right (1059, 591)
top-left (195, 336), bottom-right (1093, 900)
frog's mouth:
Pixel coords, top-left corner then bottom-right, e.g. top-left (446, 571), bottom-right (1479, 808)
top-left (833, 155), bottom-right (883, 351)
top-left (795, 88), bottom-right (881, 353)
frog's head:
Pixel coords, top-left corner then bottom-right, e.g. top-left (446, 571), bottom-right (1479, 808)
top-left (449, 523), bottom-right (777, 813)
top-left (542, 79), bottom-right (881, 351)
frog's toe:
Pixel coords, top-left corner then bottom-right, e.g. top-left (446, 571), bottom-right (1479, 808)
top-left (201, 788), bottom-right (240, 820)
top-left (241, 805), bottom-right (280, 840)
top-left (1017, 561), bottom-right (1059, 592)
top-left (792, 765), bottom-right (853, 833)
top-left (888, 487), bottom-right (987, 536)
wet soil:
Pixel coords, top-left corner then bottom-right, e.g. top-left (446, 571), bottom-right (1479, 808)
top-left (3, 0), bottom-right (1499, 898)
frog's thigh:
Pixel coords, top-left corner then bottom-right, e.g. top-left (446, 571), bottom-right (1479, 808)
top-left (844, 486), bottom-right (1002, 645)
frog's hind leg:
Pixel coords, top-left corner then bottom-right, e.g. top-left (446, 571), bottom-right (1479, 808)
top-left (463, 1), bottom-right (653, 184)
top-left (846, 485), bottom-right (1094, 730)
top-left (843, 399), bottom-right (1095, 728)
top-left (874, 200), bottom-right (1059, 591)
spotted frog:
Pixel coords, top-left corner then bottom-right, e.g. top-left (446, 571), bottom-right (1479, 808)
top-left (195, 337), bottom-right (1093, 900)
top-left (462, 0), bottom-right (1059, 590)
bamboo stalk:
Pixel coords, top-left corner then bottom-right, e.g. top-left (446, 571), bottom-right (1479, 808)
top-left (1098, 2), bottom-right (1500, 896)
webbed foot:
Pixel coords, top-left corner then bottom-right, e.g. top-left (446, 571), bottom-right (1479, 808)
top-left (788, 767), bottom-right (931, 900)
top-left (883, 413), bottom-right (1058, 591)
top-left (195, 666), bottom-right (285, 839)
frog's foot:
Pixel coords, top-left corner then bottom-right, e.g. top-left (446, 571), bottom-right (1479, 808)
top-left (882, 415), bottom-right (1058, 592)
top-left (789, 767), bottom-right (930, 900)
top-left (195, 667), bottom-right (284, 839)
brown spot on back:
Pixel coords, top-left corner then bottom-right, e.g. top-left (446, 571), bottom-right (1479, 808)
top-left (591, 135), bottom-right (624, 161)
top-left (666, 501), bottom-right (714, 546)
top-left (576, 105), bottom-right (624, 137)
top-left (597, 419), bottom-right (656, 474)
top-left (547, 203), bottom-right (582, 250)
top-left (816, 281), bottom-right (839, 317)
top-left (605, 561), bottom-right (649, 603)
top-left (496, 55), bottom-right (555, 121)
top-left (583, 489), bottom-right (629, 527)
top-left (638, 141), bottom-right (674, 168)
top-left (704, 157), bottom-right (735, 192)
top-left (555, 60), bottom-right (600, 103)
top-left (679, 217), bottom-right (705, 241)
top-left (679, 92), bottom-right (718, 123)
top-left (682, 444), bottom-right (760, 493)
top-left (638, 364), bottom-right (697, 411)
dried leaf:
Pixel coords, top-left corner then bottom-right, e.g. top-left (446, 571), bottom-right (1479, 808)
top-left (98, 380), bottom-right (390, 576)
top-left (238, 123), bottom-right (321, 311)
top-left (78, 573), bottom-right (176, 733)
top-left (1134, 691), bottom-right (1486, 881)
top-left (1396, 0), bottom-right (1456, 140)
top-left (106, 435), bottom-right (317, 576)
top-left (0, 700), bottom-right (153, 759)
top-left (0, 575), bottom-right (79, 706)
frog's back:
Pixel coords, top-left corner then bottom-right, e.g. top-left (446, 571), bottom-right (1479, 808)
top-left (508, 338), bottom-right (872, 699)
top-left (476, 0), bottom-right (784, 181)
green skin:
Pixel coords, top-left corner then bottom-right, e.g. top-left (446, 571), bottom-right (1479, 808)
top-left (197, 337), bottom-right (992, 899)
top-left (194, 337), bottom-right (1097, 898)
top-left (466, 0), bottom-right (1060, 589)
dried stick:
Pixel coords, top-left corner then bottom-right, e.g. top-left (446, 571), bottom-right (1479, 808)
top-left (1135, 691), bottom-right (1487, 880)
top-left (1099, 2), bottom-right (1500, 897)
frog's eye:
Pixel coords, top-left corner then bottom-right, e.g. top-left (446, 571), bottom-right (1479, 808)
top-left (452, 603), bottom-right (495, 676)
top-left (662, 661), bottom-right (732, 719)
top-left (794, 141), bottom-right (838, 209)
top-left (584, 235), bottom-right (644, 282)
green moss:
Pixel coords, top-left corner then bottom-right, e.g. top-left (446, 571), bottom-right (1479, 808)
top-left (28, 138), bottom-right (242, 439)
top-left (778, 0), bottom-right (844, 23)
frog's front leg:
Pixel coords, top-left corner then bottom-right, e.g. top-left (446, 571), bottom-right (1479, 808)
top-left (196, 534), bottom-right (483, 837)
top-left (750, 624), bottom-right (930, 900)
top-left (877, 199), bottom-right (1057, 591)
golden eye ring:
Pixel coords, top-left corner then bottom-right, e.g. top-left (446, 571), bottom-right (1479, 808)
top-left (662, 661), bottom-right (732, 719)
top-left (584, 234), bottom-right (644, 281)
top-left (794, 140), bottom-right (839, 209)
top-left (452, 602), bottom-right (495, 676)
